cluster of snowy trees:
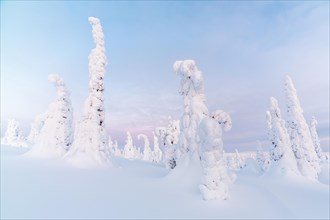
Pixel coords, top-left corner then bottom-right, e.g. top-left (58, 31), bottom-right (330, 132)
top-left (264, 76), bottom-right (326, 180)
top-left (1, 17), bottom-right (327, 201)
top-left (1, 17), bottom-right (108, 167)
top-left (108, 131), bottom-right (163, 163)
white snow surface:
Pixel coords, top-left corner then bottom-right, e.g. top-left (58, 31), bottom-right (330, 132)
top-left (1, 145), bottom-right (329, 219)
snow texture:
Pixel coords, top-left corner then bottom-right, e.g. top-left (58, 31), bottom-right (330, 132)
top-left (173, 60), bottom-right (209, 156)
top-left (285, 75), bottom-right (320, 179)
top-left (1, 119), bottom-right (28, 148)
top-left (65, 17), bottom-right (109, 167)
top-left (26, 74), bottom-right (73, 158)
top-left (2, 146), bottom-right (329, 219)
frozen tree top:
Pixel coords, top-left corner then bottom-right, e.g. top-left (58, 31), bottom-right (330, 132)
top-left (211, 110), bottom-right (232, 131)
top-left (269, 97), bottom-right (282, 118)
top-left (88, 17), bottom-right (105, 48)
top-left (48, 74), bottom-right (64, 86)
top-left (173, 60), bottom-right (204, 96)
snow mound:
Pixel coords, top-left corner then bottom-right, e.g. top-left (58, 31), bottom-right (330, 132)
top-left (1, 146), bottom-right (329, 219)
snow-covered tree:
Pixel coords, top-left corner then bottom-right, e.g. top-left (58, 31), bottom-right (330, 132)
top-left (27, 113), bottom-right (47, 146)
top-left (47, 74), bottom-right (73, 151)
top-left (123, 131), bottom-right (135, 160)
top-left (156, 119), bottom-right (180, 169)
top-left (173, 60), bottom-right (209, 157)
top-left (235, 149), bottom-right (245, 169)
top-left (151, 131), bottom-right (162, 163)
top-left (198, 110), bottom-right (233, 200)
top-left (65, 17), bottom-right (108, 166)
top-left (310, 116), bottom-right (325, 161)
top-left (1, 119), bottom-right (28, 147)
top-left (27, 74), bottom-right (73, 158)
top-left (285, 75), bottom-right (320, 179)
top-left (108, 136), bottom-right (121, 157)
top-left (266, 97), bottom-right (299, 176)
top-left (256, 141), bottom-right (270, 173)
top-left (138, 134), bottom-right (152, 162)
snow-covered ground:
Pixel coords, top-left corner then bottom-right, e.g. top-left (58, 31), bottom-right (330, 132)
top-left (1, 145), bottom-right (329, 219)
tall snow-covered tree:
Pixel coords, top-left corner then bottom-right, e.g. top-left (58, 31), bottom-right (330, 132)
top-left (285, 75), bottom-right (320, 179)
top-left (1, 119), bottom-right (28, 147)
top-left (156, 119), bottom-right (180, 169)
top-left (151, 131), bottom-right (162, 163)
top-left (123, 131), bottom-right (135, 159)
top-left (138, 134), bottom-right (152, 162)
top-left (173, 60), bottom-right (209, 157)
top-left (198, 110), bottom-right (233, 200)
top-left (266, 97), bottom-right (299, 176)
top-left (310, 116), bottom-right (325, 161)
top-left (27, 74), bottom-right (73, 158)
top-left (65, 17), bottom-right (108, 166)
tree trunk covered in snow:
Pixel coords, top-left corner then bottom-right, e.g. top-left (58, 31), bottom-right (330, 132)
top-left (173, 60), bottom-right (208, 157)
top-left (65, 17), bottom-right (108, 165)
top-left (284, 75), bottom-right (320, 179)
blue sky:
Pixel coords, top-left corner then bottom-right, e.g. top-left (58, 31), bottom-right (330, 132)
top-left (1, 1), bottom-right (329, 152)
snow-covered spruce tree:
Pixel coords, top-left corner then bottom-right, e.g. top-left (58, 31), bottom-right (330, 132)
top-left (27, 74), bottom-right (73, 158)
top-left (256, 141), bottom-right (270, 173)
top-left (138, 134), bottom-right (152, 162)
top-left (27, 113), bottom-right (47, 146)
top-left (123, 131), bottom-right (135, 160)
top-left (108, 136), bottom-right (116, 156)
top-left (48, 74), bottom-right (73, 151)
top-left (266, 97), bottom-right (299, 176)
top-left (173, 60), bottom-right (209, 157)
top-left (235, 149), bottom-right (245, 169)
top-left (198, 110), bottom-right (233, 200)
top-left (156, 119), bottom-right (180, 169)
top-left (151, 131), bottom-right (162, 163)
top-left (310, 116), bottom-right (325, 161)
top-left (1, 119), bottom-right (28, 147)
top-left (65, 17), bottom-right (108, 166)
top-left (285, 75), bottom-right (320, 179)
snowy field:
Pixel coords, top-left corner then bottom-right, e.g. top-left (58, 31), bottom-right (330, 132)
top-left (1, 145), bottom-right (329, 219)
